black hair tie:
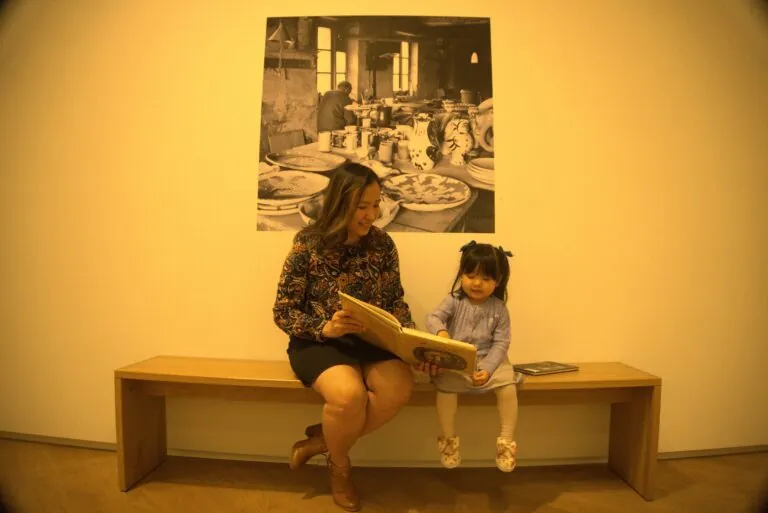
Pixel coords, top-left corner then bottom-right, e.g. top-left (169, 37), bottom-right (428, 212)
top-left (498, 246), bottom-right (513, 258)
top-left (459, 240), bottom-right (476, 252)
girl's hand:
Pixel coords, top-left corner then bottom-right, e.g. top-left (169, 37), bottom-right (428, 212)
top-left (472, 370), bottom-right (490, 386)
top-left (437, 330), bottom-right (451, 338)
top-left (414, 360), bottom-right (442, 377)
top-left (321, 310), bottom-right (365, 339)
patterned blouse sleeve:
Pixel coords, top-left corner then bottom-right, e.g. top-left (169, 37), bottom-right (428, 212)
top-left (380, 235), bottom-right (416, 328)
top-left (273, 234), bottom-right (326, 342)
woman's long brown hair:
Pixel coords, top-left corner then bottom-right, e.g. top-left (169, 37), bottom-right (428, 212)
top-left (301, 162), bottom-right (382, 250)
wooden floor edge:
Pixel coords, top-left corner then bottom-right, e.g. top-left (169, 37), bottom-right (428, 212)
top-left (2, 431), bottom-right (766, 467)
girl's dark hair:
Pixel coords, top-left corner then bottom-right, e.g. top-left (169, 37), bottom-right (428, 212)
top-left (450, 242), bottom-right (512, 302)
top-left (301, 162), bottom-right (382, 251)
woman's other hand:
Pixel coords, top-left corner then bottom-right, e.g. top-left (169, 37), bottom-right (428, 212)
top-left (321, 310), bottom-right (365, 339)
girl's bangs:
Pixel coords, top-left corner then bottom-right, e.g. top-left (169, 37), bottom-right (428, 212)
top-left (460, 251), bottom-right (500, 280)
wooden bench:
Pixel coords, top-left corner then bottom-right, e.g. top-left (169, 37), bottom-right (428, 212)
top-left (115, 356), bottom-right (661, 500)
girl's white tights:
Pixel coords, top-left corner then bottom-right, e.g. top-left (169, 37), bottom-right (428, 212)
top-left (436, 391), bottom-right (458, 437)
top-left (494, 384), bottom-right (518, 439)
top-left (436, 385), bottom-right (518, 439)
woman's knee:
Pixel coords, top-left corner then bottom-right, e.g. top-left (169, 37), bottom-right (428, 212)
top-left (323, 381), bottom-right (368, 417)
top-left (313, 365), bottom-right (369, 417)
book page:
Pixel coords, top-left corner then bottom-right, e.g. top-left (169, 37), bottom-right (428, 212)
top-left (400, 327), bottom-right (478, 374)
top-left (339, 292), bottom-right (401, 355)
top-left (339, 292), bottom-right (400, 326)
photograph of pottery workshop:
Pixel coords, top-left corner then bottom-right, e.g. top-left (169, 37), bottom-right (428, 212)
top-left (257, 16), bottom-right (495, 233)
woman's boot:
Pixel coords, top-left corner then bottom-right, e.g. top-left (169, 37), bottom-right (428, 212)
top-left (327, 457), bottom-right (361, 512)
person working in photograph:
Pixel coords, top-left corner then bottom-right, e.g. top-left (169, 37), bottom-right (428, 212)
top-left (318, 81), bottom-right (357, 132)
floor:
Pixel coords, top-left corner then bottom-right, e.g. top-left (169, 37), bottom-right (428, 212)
top-left (1, 439), bottom-right (767, 513)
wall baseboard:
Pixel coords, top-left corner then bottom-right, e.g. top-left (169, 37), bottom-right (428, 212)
top-left (659, 445), bottom-right (768, 460)
top-left (1, 431), bottom-right (766, 469)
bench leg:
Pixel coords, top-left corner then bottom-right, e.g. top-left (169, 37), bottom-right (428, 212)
top-left (607, 385), bottom-right (661, 500)
top-left (115, 377), bottom-right (167, 491)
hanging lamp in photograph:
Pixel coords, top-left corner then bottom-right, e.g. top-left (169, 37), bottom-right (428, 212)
top-left (268, 19), bottom-right (294, 75)
top-left (268, 19), bottom-right (294, 46)
top-left (470, 51), bottom-right (479, 64)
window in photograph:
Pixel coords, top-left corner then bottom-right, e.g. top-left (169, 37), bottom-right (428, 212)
top-left (392, 41), bottom-right (410, 93)
top-left (317, 26), bottom-right (346, 94)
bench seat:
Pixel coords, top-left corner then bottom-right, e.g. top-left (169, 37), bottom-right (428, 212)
top-left (115, 356), bottom-right (661, 500)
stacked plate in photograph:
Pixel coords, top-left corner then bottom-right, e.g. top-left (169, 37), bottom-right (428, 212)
top-left (258, 170), bottom-right (330, 216)
top-left (466, 157), bottom-right (494, 185)
top-left (264, 150), bottom-right (346, 172)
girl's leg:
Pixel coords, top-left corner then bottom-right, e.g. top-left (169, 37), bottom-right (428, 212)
top-left (437, 391), bottom-right (458, 437)
top-left (436, 391), bottom-right (461, 468)
top-left (494, 384), bottom-right (519, 472)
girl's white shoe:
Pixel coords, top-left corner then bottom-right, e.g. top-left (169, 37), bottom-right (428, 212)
top-left (437, 436), bottom-right (461, 469)
top-left (496, 438), bottom-right (517, 472)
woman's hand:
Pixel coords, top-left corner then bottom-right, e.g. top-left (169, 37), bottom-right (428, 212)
top-left (414, 360), bottom-right (442, 377)
top-left (321, 310), bottom-right (365, 339)
top-left (472, 370), bottom-right (490, 386)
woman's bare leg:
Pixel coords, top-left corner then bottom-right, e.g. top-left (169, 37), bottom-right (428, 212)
top-left (359, 359), bottom-right (414, 436)
top-left (312, 364), bottom-right (368, 466)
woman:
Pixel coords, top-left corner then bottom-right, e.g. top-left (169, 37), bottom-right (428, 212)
top-left (273, 162), bottom-right (419, 512)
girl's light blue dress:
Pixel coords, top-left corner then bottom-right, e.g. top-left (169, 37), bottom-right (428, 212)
top-left (426, 293), bottom-right (523, 394)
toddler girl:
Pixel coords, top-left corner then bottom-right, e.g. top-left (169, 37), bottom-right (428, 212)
top-left (425, 240), bottom-right (522, 472)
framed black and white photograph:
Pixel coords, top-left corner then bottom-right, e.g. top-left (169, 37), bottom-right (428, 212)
top-left (257, 16), bottom-right (495, 233)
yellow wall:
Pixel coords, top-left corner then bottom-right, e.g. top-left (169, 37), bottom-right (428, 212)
top-left (1, 0), bottom-right (767, 465)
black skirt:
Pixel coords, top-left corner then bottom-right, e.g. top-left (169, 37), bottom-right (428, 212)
top-left (287, 334), bottom-right (400, 387)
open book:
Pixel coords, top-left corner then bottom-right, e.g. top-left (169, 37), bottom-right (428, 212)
top-left (339, 291), bottom-right (478, 374)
